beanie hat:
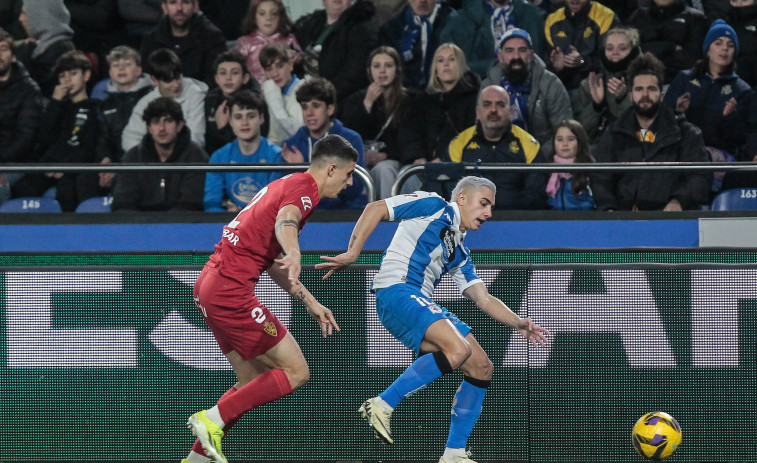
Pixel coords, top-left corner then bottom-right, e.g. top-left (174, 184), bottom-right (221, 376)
top-left (499, 28), bottom-right (533, 50)
top-left (702, 19), bottom-right (740, 56)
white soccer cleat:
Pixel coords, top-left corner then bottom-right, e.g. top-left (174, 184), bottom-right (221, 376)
top-left (438, 449), bottom-right (477, 463)
top-left (358, 396), bottom-right (394, 444)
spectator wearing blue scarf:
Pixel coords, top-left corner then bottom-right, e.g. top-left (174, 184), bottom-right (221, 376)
top-left (481, 28), bottom-right (572, 155)
top-left (379, 0), bottom-right (454, 90)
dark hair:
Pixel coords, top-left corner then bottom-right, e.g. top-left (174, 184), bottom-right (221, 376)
top-left (241, 0), bottom-right (293, 36)
top-left (142, 97), bottom-right (185, 123)
top-left (147, 48), bottom-right (183, 82)
top-left (626, 52), bottom-right (665, 90)
top-left (548, 119), bottom-right (595, 195)
top-left (366, 46), bottom-right (405, 117)
top-left (296, 77), bottom-right (337, 106)
top-left (693, 54), bottom-right (736, 78)
top-left (259, 42), bottom-right (290, 69)
top-left (311, 134), bottom-right (358, 167)
top-left (0, 27), bottom-right (14, 53)
top-left (228, 89), bottom-right (266, 114)
top-left (212, 50), bottom-right (249, 75)
top-left (54, 50), bottom-right (92, 76)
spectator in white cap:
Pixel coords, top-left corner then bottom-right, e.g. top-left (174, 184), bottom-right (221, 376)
top-left (481, 27), bottom-right (571, 154)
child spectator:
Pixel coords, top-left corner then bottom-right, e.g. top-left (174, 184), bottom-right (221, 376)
top-left (234, 0), bottom-right (301, 88)
top-left (96, 45), bottom-right (154, 190)
top-left (204, 90), bottom-right (284, 212)
top-left (13, 49), bottom-right (106, 211)
top-left (546, 119), bottom-right (596, 210)
top-left (283, 77), bottom-right (365, 209)
top-left (121, 48), bottom-right (207, 152)
top-left (204, 50), bottom-right (260, 155)
top-left (259, 42), bottom-right (305, 146)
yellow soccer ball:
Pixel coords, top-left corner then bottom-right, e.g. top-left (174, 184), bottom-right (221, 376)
top-left (632, 411), bottom-right (682, 460)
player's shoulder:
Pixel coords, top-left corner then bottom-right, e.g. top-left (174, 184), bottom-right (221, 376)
top-left (386, 191), bottom-right (449, 214)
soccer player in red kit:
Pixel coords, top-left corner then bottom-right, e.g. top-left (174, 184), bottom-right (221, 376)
top-left (184, 134), bottom-right (358, 463)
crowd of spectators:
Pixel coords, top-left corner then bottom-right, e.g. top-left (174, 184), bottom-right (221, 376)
top-left (1, 0), bottom-right (756, 213)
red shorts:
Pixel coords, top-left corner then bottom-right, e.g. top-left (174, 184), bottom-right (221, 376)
top-left (193, 265), bottom-right (287, 360)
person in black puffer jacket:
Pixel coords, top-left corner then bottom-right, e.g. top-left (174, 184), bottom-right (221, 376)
top-left (627, 0), bottom-right (707, 85)
top-left (139, 0), bottom-right (227, 85)
top-left (727, 0), bottom-right (757, 87)
top-left (0, 27), bottom-right (44, 205)
top-left (294, 0), bottom-right (379, 104)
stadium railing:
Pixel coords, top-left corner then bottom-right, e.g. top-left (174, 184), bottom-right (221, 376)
top-left (391, 162), bottom-right (757, 197)
top-left (1, 163), bottom-right (377, 204)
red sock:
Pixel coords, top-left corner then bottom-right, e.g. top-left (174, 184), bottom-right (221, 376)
top-left (191, 386), bottom-right (239, 456)
top-left (217, 369), bottom-right (292, 424)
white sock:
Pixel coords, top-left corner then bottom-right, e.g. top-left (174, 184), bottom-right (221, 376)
top-left (374, 396), bottom-right (394, 411)
top-left (184, 450), bottom-right (212, 463)
top-left (205, 405), bottom-right (225, 427)
top-left (443, 447), bottom-right (467, 461)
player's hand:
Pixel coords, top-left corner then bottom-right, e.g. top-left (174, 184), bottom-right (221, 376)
top-left (274, 251), bottom-right (301, 285)
top-left (307, 302), bottom-right (340, 337)
top-left (516, 317), bottom-right (550, 347)
top-left (315, 252), bottom-right (358, 279)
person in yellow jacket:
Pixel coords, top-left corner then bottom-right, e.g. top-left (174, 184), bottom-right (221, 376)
top-left (447, 85), bottom-right (547, 209)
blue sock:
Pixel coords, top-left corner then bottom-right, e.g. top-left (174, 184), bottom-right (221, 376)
top-left (380, 353), bottom-right (443, 408)
top-left (446, 377), bottom-right (488, 448)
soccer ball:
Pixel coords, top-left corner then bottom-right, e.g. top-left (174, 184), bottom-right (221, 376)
top-left (632, 411), bottom-right (682, 460)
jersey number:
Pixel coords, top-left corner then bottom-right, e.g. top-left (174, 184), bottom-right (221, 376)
top-left (227, 186), bottom-right (269, 229)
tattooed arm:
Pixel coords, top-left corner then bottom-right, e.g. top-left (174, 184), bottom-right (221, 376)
top-left (268, 259), bottom-right (340, 337)
top-left (273, 204), bottom-right (304, 284)
top-left (315, 200), bottom-right (390, 279)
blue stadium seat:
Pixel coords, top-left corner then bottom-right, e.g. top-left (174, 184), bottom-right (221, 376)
top-left (75, 196), bottom-right (112, 213)
top-left (42, 186), bottom-right (57, 199)
top-left (710, 188), bottom-right (757, 211)
top-left (0, 197), bottom-right (62, 212)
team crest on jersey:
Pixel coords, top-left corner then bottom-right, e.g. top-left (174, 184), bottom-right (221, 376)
top-left (301, 196), bottom-right (312, 210)
top-left (440, 227), bottom-right (456, 261)
top-left (583, 27), bottom-right (592, 38)
top-left (509, 141), bottom-right (520, 153)
top-left (264, 321), bottom-right (278, 337)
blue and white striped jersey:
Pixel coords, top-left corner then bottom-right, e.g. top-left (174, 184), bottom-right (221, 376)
top-left (373, 191), bottom-right (482, 297)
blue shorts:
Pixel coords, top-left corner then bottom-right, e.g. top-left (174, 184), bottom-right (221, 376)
top-left (375, 284), bottom-right (471, 354)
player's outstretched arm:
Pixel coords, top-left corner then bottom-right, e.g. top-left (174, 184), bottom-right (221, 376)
top-left (315, 199), bottom-right (390, 279)
top-left (273, 204), bottom-right (304, 285)
top-left (268, 261), bottom-right (340, 338)
top-left (463, 282), bottom-right (550, 347)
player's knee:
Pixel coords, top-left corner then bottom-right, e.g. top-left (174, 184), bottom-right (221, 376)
top-left (462, 353), bottom-right (493, 380)
top-left (444, 339), bottom-right (472, 370)
top-left (287, 365), bottom-right (310, 391)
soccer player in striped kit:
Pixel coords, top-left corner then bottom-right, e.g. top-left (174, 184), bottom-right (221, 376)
top-left (317, 176), bottom-right (550, 463)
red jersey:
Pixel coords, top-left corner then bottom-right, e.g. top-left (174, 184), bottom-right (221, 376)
top-left (207, 172), bottom-right (320, 286)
